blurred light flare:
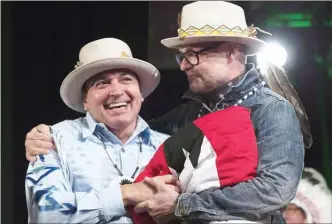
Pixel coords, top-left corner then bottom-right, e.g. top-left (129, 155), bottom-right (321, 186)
top-left (257, 42), bottom-right (288, 74)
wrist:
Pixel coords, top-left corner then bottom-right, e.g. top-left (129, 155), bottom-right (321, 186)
top-left (120, 184), bottom-right (132, 206)
top-left (120, 178), bottom-right (134, 206)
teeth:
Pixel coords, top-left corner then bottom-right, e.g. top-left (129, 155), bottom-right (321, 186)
top-left (107, 102), bottom-right (128, 109)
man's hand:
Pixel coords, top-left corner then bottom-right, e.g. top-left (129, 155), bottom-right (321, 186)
top-left (25, 124), bottom-right (55, 162)
top-left (121, 175), bottom-right (179, 206)
top-left (134, 176), bottom-right (180, 222)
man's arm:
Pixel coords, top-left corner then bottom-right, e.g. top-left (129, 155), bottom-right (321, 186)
top-left (26, 149), bottom-right (130, 223)
top-left (23, 108), bottom-right (193, 162)
top-left (174, 100), bottom-right (304, 221)
top-left (148, 101), bottom-right (198, 135)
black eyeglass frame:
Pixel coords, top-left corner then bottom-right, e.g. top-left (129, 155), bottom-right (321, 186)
top-left (175, 43), bottom-right (220, 67)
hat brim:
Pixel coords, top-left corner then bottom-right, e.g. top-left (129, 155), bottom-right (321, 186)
top-left (161, 35), bottom-right (266, 55)
top-left (60, 58), bottom-right (160, 113)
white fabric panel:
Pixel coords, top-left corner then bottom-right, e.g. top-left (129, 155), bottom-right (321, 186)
top-left (180, 136), bottom-right (220, 193)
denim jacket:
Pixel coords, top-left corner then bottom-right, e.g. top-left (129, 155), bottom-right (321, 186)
top-left (149, 65), bottom-right (304, 223)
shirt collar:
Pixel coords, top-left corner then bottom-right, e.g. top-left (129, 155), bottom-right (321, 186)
top-left (82, 111), bottom-right (98, 138)
top-left (82, 112), bottom-right (152, 145)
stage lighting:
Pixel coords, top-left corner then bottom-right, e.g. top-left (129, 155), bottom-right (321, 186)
top-left (257, 42), bottom-right (287, 73)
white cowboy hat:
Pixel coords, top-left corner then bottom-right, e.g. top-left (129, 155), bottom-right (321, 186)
top-left (60, 38), bottom-right (160, 113)
top-left (161, 1), bottom-right (267, 55)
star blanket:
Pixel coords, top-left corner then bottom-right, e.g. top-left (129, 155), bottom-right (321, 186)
top-left (128, 106), bottom-right (258, 224)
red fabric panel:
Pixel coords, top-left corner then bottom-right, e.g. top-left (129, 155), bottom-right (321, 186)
top-left (193, 106), bottom-right (258, 187)
top-left (134, 143), bottom-right (172, 183)
top-left (128, 144), bottom-right (172, 224)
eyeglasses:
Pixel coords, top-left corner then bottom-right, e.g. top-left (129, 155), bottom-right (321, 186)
top-left (175, 44), bottom-right (219, 67)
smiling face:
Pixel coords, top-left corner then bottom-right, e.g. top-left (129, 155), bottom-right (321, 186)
top-left (82, 68), bottom-right (142, 132)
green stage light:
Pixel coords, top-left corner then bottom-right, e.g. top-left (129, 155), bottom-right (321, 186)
top-left (288, 20), bottom-right (312, 28)
top-left (277, 13), bottom-right (312, 21)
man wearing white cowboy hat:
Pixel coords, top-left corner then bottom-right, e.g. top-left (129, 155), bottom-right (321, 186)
top-left (133, 1), bottom-right (305, 223)
top-left (25, 37), bottom-right (181, 223)
top-left (25, 1), bottom-right (306, 223)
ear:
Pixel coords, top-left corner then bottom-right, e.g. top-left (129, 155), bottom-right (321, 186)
top-left (228, 45), bottom-right (239, 64)
top-left (82, 93), bottom-right (88, 111)
top-left (141, 93), bottom-right (144, 102)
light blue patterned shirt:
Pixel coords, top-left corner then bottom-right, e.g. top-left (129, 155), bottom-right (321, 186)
top-left (25, 112), bottom-right (169, 223)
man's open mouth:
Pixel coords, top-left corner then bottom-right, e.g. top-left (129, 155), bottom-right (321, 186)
top-left (105, 101), bottom-right (128, 110)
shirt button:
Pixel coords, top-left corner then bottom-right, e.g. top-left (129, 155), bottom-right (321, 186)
top-left (121, 147), bottom-right (125, 153)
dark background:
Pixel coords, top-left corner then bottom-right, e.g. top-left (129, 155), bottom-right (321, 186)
top-left (2, 2), bottom-right (332, 224)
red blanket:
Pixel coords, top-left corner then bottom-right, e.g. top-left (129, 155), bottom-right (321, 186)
top-left (128, 106), bottom-right (258, 224)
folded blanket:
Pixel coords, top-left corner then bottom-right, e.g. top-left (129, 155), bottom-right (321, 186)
top-left (129, 106), bottom-right (258, 224)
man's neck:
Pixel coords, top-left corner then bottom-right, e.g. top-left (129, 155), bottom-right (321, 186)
top-left (203, 68), bottom-right (246, 105)
top-left (108, 120), bottom-right (137, 144)
top-left (226, 66), bottom-right (246, 83)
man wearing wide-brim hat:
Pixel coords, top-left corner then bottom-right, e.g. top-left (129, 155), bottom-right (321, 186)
top-left (25, 37), bottom-right (179, 224)
top-left (135, 1), bottom-right (306, 223)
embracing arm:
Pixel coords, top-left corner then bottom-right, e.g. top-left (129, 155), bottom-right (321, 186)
top-left (174, 100), bottom-right (304, 221)
top-left (25, 102), bottom-right (194, 162)
top-left (148, 101), bottom-right (198, 135)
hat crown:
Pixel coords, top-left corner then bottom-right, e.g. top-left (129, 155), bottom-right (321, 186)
top-left (161, 1), bottom-right (267, 55)
top-left (180, 1), bottom-right (248, 31)
top-left (78, 38), bottom-right (133, 66)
